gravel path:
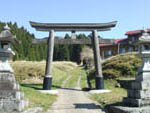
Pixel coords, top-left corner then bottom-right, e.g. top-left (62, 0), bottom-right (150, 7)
top-left (46, 76), bottom-right (105, 113)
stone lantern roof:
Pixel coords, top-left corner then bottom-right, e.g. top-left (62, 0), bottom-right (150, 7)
top-left (139, 29), bottom-right (150, 43)
top-left (0, 24), bottom-right (18, 44)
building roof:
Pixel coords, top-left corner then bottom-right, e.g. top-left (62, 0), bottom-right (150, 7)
top-left (99, 38), bottom-right (127, 47)
top-left (125, 28), bottom-right (150, 35)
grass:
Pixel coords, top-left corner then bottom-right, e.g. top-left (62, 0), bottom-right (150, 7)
top-left (20, 83), bottom-right (56, 112)
top-left (80, 67), bottom-right (88, 88)
top-left (79, 69), bottom-right (127, 107)
top-left (84, 53), bottom-right (141, 110)
top-left (10, 61), bottom-right (81, 112)
top-left (90, 80), bottom-right (127, 107)
top-left (10, 59), bottom-right (132, 112)
top-left (64, 66), bottom-right (87, 88)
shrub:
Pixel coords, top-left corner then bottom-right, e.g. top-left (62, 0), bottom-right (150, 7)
top-left (88, 53), bottom-right (142, 80)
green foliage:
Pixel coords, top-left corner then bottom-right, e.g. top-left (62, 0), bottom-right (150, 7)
top-left (57, 45), bottom-right (70, 61)
top-left (91, 80), bottom-right (127, 107)
top-left (102, 53), bottom-right (142, 79)
top-left (54, 33), bottom-right (90, 63)
top-left (88, 53), bottom-right (142, 80)
top-left (20, 83), bottom-right (56, 112)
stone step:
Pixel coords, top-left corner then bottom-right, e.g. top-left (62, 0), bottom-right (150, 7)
top-left (123, 97), bottom-right (150, 107)
top-left (127, 89), bottom-right (150, 99)
top-left (131, 81), bottom-right (150, 90)
top-left (109, 106), bottom-right (150, 113)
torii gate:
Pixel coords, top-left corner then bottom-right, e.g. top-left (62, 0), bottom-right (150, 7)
top-left (30, 21), bottom-right (117, 90)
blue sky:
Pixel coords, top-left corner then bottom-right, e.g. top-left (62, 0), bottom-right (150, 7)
top-left (0, 0), bottom-right (150, 39)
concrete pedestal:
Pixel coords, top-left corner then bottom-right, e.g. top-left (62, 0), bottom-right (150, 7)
top-left (89, 89), bottom-right (111, 94)
top-left (38, 90), bottom-right (58, 95)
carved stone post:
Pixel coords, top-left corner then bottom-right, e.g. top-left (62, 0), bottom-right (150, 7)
top-left (92, 30), bottom-right (104, 89)
top-left (43, 30), bottom-right (55, 90)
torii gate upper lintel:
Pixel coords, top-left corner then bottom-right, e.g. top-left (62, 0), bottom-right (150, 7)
top-left (30, 21), bottom-right (117, 90)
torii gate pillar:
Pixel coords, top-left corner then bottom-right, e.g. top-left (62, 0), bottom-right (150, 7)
top-left (92, 30), bottom-right (104, 89)
top-left (43, 30), bottom-right (55, 90)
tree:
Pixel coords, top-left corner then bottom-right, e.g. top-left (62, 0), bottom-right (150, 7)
top-left (58, 45), bottom-right (70, 61)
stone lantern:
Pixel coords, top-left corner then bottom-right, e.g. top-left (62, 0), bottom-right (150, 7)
top-left (110, 30), bottom-right (150, 113)
top-left (123, 30), bottom-right (150, 106)
top-left (0, 25), bottom-right (28, 112)
top-left (0, 24), bottom-right (16, 72)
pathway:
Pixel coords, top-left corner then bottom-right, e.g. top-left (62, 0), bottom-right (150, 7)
top-left (47, 75), bottom-right (105, 113)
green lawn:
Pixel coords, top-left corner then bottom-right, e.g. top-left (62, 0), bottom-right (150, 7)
top-left (12, 61), bottom-right (128, 112)
top-left (20, 83), bottom-right (56, 112)
top-left (64, 66), bottom-right (87, 88)
top-left (90, 80), bottom-right (127, 107)
top-left (11, 61), bottom-right (81, 112)
top-left (11, 61), bottom-right (129, 111)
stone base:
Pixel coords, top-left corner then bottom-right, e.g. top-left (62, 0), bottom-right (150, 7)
top-left (43, 76), bottom-right (52, 90)
top-left (127, 89), bottom-right (150, 99)
top-left (95, 76), bottom-right (104, 89)
top-left (0, 107), bottom-right (42, 113)
top-left (0, 72), bottom-right (28, 112)
top-left (38, 90), bottom-right (58, 95)
top-left (22, 107), bottom-right (43, 113)
top-left (131, 81), bottom-right (150, 90)
top-left (123, 97), bottom-right (150, 107)
top-left (89, 89), bottom-right (111, 94)
top-left (123, 70), bottom-right (150, 107)
top-left (0, 99), bottom-right (28, 112)
top-left (109, 106), bottom-right (150, 113)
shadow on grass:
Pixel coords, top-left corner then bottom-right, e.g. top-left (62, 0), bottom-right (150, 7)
top-left (52, 85), bottom-right (83, 91)
top-left (20, 83), bottom-right (85, 92)
top-left (20, 83), bottom-right (43, 90)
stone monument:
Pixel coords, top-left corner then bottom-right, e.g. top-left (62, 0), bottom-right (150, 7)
top-left (123, 29), bottom-right (150, 107)
top-left (110, 29), bottom-right (150, 113)
top-left (0, 25), bottom-right (28, 112)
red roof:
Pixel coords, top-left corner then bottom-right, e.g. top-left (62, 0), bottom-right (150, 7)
top-left (99, 38), bottom-right (127, 47)
top-left (125, 28), bottom-right (150, 35)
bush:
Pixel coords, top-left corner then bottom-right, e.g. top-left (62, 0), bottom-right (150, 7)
top-left (102, 53), bottom-right (142, 79)
top-left (87, 53), bottom-right (142, 80)
top-left (103, 69), bottom-right (120, 79)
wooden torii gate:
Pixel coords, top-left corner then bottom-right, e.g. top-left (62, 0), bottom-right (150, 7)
top-left (30, 21), bottom-right (117, 90)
